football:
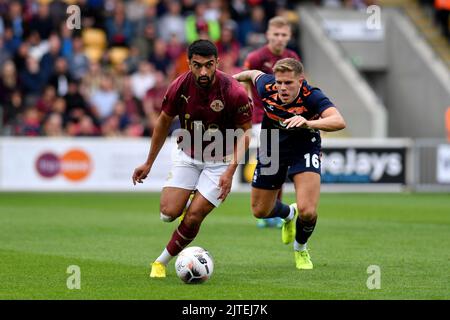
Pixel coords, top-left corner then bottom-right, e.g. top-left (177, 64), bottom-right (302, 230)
top-left (175, 246), bottom-right (214, 284)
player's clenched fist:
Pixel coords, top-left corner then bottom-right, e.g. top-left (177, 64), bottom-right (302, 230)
top-left (132, 163), bottom-right (151, 185)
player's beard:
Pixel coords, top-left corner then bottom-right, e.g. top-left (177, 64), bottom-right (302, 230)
top-left (196, 74), bottom-right (214, 88)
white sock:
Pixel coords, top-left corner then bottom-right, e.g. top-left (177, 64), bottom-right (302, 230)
top-left (285, 205), bottom-right (295, 221)
top-left (155, 248), bottom-right (173, 266)
top-left (294, 241), bottom-right (307, 252)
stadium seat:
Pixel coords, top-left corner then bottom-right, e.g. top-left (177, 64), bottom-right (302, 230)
top-left (84, 46), bottom-right (104, 63)
top-left (82, 28), bottom-right (107, 50)
top-left (108, 47), bottom-right (130, 66)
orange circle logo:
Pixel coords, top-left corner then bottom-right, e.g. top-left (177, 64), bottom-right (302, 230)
top-left (60, 149), bottom-right (92, 181)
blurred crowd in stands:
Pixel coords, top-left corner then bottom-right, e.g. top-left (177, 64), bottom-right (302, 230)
top-left (0, 0), bottom-right (375, 138)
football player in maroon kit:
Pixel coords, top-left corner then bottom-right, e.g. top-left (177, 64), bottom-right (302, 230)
top-left (132, 40), bottom-right (252, 278)
top-left (243, 16), bottom-right (300, 229)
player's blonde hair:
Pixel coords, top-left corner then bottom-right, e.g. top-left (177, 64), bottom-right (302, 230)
top-left (268, 16), bottom-right (291, 30)
top-left (273, 58), bottom-right (304, 76)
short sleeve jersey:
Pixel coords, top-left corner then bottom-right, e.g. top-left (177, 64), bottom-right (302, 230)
top-left (255, 73), bottom-right (334, 148)
top-left (162, 70), bottom-right (252, 160)
top-left (243, 46), bottom-right (300, 124)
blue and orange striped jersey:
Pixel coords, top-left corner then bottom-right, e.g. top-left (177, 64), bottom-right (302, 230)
top-left (255, 73), bottom-right (335, 146)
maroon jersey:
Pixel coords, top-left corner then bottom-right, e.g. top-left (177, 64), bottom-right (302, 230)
top-left (243, 45), bottom-right (300, 124)
top-left (162, 70), bottom-right (252, 160)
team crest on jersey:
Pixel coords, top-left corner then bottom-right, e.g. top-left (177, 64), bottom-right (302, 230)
top-left (210, 99), bottom-right (224, 112)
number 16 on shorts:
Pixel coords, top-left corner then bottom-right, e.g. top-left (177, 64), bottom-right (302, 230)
top-left (304, 153), bottom-right (320, 169)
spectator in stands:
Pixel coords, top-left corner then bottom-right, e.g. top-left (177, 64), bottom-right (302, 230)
top-left (41, 112), bottom-right (65, 137)
top-left (90, 74), bottom-right (120, 121)
top-left (148, 38), bottom-right (172, 74)
top-left (123, 45), bottom-right (141, 74)
top-left (238, 5), bottom-right (266, 47)
top-left (158, 0), bottom-right (186, 43)
top-left (185, 0), bottom-right (221, 43)
top-left (227, 0), bottom-right (250, 24)
top-left (130, 60), bottom-right (156, 100)
top-left (121, 76), bottom-right (144, 119)
top-left (3, 1), bottom-right (26, 53)
top-left (16, 106), bottom-right (41, 137)
top-left (1, 89), bottom-right (24, 133)
top-left (27, 31), bottom-right (48, 64)
top-left (216, 20), bottom-right (240, 66)
top-left (60, 23), bottom-right (73, 61)
top-left (111, 99), bottom-right (131, 131)
top-left (0, 37), bottom-right (11, 67)
top-left (19, 56), bottom-right (45, 100)
top-left (101, 114), bottom-right (122, 137)
top-left (134, 3), bottom-right (158, 37)
top-left (65, 79), bottom-right (94, 124)
top-left (0, 59), bottom-right (18, 105)
top-left (48, 57), bottom-right (72, 97)
top-left (67, 36), bottom-right (90, 81)
top-left (105, 1), bottom-right (134, 47)
top-left (68, 114), bottom-right (99, 137)
top-left (80, 61), bottom-right (103, 98)
top-left (40, 33), bottom-right (62, 84)
top-left (125, 0), bottom-right (148, 28)
top-left (51, 96), bottom-right (69, 127)
top-left (35, 85), bottom-right (56, 116)
top-left (12, 40), bottom-right (29, 73)
top-left (133, 22), bottom-right (157, 60)
top-left (166, 33), bottom-right (186, 62)
top-left (29, 2), bottom-right (53, 40)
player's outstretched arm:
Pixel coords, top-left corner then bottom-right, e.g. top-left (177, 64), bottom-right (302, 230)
top-left (232, 70), bottom-right (265, 86)
top-left (132, 111), bottom-right (174, 185)
top-left (284, 107), bottom-right (346, 132)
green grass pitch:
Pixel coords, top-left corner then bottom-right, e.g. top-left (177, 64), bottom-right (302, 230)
top-left (1, 192), bottom-right (449, 300)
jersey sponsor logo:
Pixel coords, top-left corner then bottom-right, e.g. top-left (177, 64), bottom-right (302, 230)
top-left (210, 99), bottom-right (224, 112)
top-left (263, 62), bottom-right (273, 69)
top-left (180, 94), bottom-right (190, 104)
top-left (287, 106), bottom-right (308, 115)
top-left (238, 103), bottom-right (251, 116)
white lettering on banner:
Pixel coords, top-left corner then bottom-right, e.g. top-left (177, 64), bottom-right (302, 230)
top-left (322, 149), bottom-right (402, 181)
top-left (436, 144), bottom-right (450, 183)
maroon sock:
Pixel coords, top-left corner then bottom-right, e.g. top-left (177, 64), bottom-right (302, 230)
top-left (166, 221), bottom-right (200, 256)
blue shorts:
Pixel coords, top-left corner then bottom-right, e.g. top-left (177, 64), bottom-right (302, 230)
top-left (251, 147), bottom-right (321, 190)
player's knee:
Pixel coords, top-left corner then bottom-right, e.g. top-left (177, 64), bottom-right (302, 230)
top-left (159, 203), bottom-right (178, 222)
top-left (298, 204), bottom-right (317, 222)
top-left (160, 212), bottom-right (176, 222)
top-left (251, 202), bottom-right (270, 218)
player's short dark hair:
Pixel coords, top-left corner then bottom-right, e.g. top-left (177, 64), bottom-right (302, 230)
top-left (187, 40), bottom-right (218, 60)
top-left (273, 58), bottom-right (304, 75)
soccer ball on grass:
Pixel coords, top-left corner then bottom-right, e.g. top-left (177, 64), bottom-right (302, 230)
top-left (175, 246), bottom-right (214, 284)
